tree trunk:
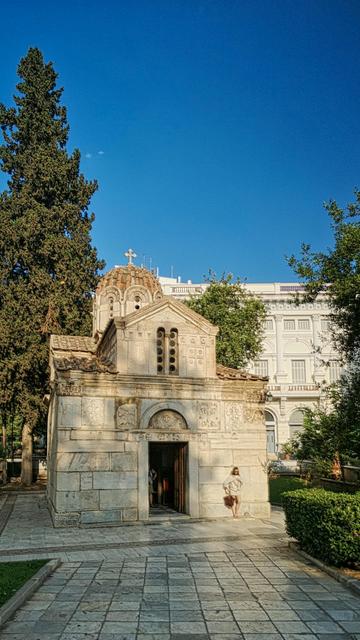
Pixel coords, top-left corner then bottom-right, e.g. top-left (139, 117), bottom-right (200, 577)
top-left (21, 423), bottom-right (33, 485)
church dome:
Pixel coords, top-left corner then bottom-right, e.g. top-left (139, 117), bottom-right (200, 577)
top-left (93, 250), bottom-right (163, 335)
top-left (96, 264), bottom-right (162, 296)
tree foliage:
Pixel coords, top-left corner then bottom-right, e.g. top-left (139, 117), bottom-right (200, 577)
top-left (287, 190), bottom-right (360, 468)
top-left (288, 191), bottom-right (360, 359)
top-left (0, 48), bottom-right (104, 481)
top-left (186, 273), bottom-right (266, 369)
top-left (288, 352), bottom-right (360, 467)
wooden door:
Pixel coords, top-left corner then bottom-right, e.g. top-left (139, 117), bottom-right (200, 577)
top-left (174, 443), bottom-right (187, 513)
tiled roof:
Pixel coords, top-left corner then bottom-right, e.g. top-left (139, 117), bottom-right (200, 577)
top-left (96, 265), bottom-right (163, 296)
top-left (51, 335), bottom-right (96, 353)
top-left (216, 364), bottom-right (267, 381)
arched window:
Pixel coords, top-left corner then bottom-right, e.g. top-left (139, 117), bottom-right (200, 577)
top-left (289, 409), bottom-right (305, 439)
top-left (168, 328), bottom-right (178, 375)
top-left (108, 297), bottom-right (114, 318)
top-left (156, 328), bottom-right (165, 374)
top-left (156, 328), bottom-right (179, 375)
top-left (265, 410), bottom-right (276, 454)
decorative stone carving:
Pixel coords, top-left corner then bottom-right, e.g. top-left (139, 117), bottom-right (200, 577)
top-left (57, 383), bottom-right (82, 396)
top-left (117, 402), bottom-right (137, 429)
top-left (82, 398), bottom-right (104, 426)
top-left (244, 405), bottom-right (264, 423)
top-left (148, 410), bottom-right (187, 431)
top-left (198, 402), bottom-right (220, 431)
top-left (225, 402), bottom-right (243, 430)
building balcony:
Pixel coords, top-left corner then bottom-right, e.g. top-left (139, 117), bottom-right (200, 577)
top-left (267, 383), bottom-right (321, 398)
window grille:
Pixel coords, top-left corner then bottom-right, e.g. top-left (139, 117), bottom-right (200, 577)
top-left (265, 319), bottom-right (273, 331)
top-left (284, 319), bottom-right (295, 331)
top-left (289, 409), bottom-right (305, 438)
top-left (298, 319), bottom-right (310, 330)
top-left (321, 318), bottom-right (331, 331)
top-left (291, 360), bottom-right (306, 383)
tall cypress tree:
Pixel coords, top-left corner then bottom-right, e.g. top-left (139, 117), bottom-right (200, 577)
top-left (0, 48), bottom-right (104, 484)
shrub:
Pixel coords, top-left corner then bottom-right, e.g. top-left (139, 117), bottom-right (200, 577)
top-left (282, 488), bottom-right (360, 566)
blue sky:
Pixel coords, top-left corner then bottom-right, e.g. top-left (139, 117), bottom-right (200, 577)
top-left (1, 0), bottom-right (360, 282)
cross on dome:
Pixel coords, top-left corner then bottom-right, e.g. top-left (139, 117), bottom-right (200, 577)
top-left (124, 248), bottom-right (137, 265)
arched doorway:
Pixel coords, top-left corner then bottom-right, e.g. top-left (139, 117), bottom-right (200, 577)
top-left (265, 410), bottom-right (277, 457)
top-left (147, 409), bottom-right (188, 515)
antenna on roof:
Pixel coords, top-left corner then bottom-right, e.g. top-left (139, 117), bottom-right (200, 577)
top-left (170, 265), bottom-right (174, 278)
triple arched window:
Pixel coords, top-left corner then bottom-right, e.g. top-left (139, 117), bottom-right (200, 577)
top-left (156, 328), bottom-right (179, 375)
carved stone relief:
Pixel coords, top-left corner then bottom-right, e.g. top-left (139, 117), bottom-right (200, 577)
top-left (57, 383), bottom-right (82, 396)
top-left (82, 398), bottom-right (104, 426)
top-left (116, 402), bottom-right (137, 429)
top-left (197, 402), bottom-right (220, 431)
top-left (224, 402), bottom-right (243, 431)
top-left (244, 405), bottom-right (264, 423)
top-left (148, 410), bottom-right (187, 431)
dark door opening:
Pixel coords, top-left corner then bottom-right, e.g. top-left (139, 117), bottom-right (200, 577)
top-left (149, 442), bottom-right (187, 513)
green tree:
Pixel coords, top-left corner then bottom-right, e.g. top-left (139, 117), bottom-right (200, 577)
top-left (288, 191), bottom-right (360, 359)
top-left (0, 48), bottom-right (104, 484)
top-left (186, 273), bottom-right (266, 369)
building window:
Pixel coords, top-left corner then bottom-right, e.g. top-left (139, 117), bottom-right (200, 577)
top-left (254, 359), bottom-right (268, 377)
top-left (168, 328), bottom-right (179, 375)
top-left (265, 410), bottom-right (276, 454)
top-left (156, 328), bottom-right (179, 375)
top-left (298, 319), bottom-right (310, 331)
top-left (156, 328), bottom-right (165, 374)
top-left (292, 360), bottom-right (306, 383)
top-left (329, 360), bottom-right (341, 383)
top-left (109, 297), bottom-right (114, 318)
top-left (265, 319), bottom-right (273, 331)
top-left (284, 319), bottom-right (296, 331)
top-left (289, 409), bottom-right (305, 439)
top-left (321, 318), bottom-right (331, 331)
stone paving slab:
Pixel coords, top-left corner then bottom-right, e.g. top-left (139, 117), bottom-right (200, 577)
top-left (1, 548), bottom-right (360, 640)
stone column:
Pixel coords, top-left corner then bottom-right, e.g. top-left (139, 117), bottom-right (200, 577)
top-left (275, 314), bottom-right (286, 382)
top-left (138, 440), bottom-right (149, 520)
top-left (312, 314), bottom-right (324, 384)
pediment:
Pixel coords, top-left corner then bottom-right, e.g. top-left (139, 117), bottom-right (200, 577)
top-left (117, 296), bottom-right (218, 336)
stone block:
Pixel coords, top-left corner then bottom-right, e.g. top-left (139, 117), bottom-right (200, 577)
top-left (93, 471), bottom-right (137, 490)
top-left (81, 397), bottom-right (104, 427)
top-left (200, 503), bottom-right (232, 518)
top-left (55, 489), bottom-right (99, 512)
top-left (122, 508), bottom-right (137, 521)
top-left (59, 441), bottom-right (125, 452)
top-left (52, 510), bottom-right (80, 528)
top-left (199, 467), bottom-right (230, 484)
top-left (104, 398), bottom-right (115, 427)
top-left (80, 510), bottom-right (122, 525)
top-left (199, 449), bottom-right (232, 467)
top-left (56, 472), bottom-right (80, 492)
top-left (70, 429), bottom-right (117, 441)
top-left (58, 397), bottom-right (81, 428)
top-left (99, 489), bottom-right (137, 509)
top-left (110, 452), bottom-right (137, 472)
top-left (124, 442), bottom-right (138, 452)
top-left (56, 452), bottom-right (110, 472)
top-left (80, 472), bottom-right (93, 490)
top-left (199, 484), bottom-right (225, 503)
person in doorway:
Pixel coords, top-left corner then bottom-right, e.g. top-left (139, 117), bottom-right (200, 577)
top-left (223, 466), bottom-right (243, 518)
top-left (148, 468), bottom-right (157, 506)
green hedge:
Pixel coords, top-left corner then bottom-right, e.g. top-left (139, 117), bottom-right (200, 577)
top-left (282, 488), bottom-right (360, 567)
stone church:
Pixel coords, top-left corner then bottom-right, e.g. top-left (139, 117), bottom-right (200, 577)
top-left (47, 255), bottom-right (270, 527)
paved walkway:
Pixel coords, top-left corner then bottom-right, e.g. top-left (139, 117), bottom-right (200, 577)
top-left (0, 495), bottom-right (360, 639)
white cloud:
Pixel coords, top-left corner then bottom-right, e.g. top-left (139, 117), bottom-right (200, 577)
top-left (98, 150), bottom-right (105, 155)
top-left (85, 152), bottom-right (92, 159)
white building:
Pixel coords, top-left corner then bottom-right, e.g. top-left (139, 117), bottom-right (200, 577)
top-left (159, 277), bottom-right (341, 457)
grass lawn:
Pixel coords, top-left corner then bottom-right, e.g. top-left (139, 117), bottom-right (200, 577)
top-left (0, 560), bottom-right (47, 607)
top-left (269, 475), bottom-right (309, 505)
